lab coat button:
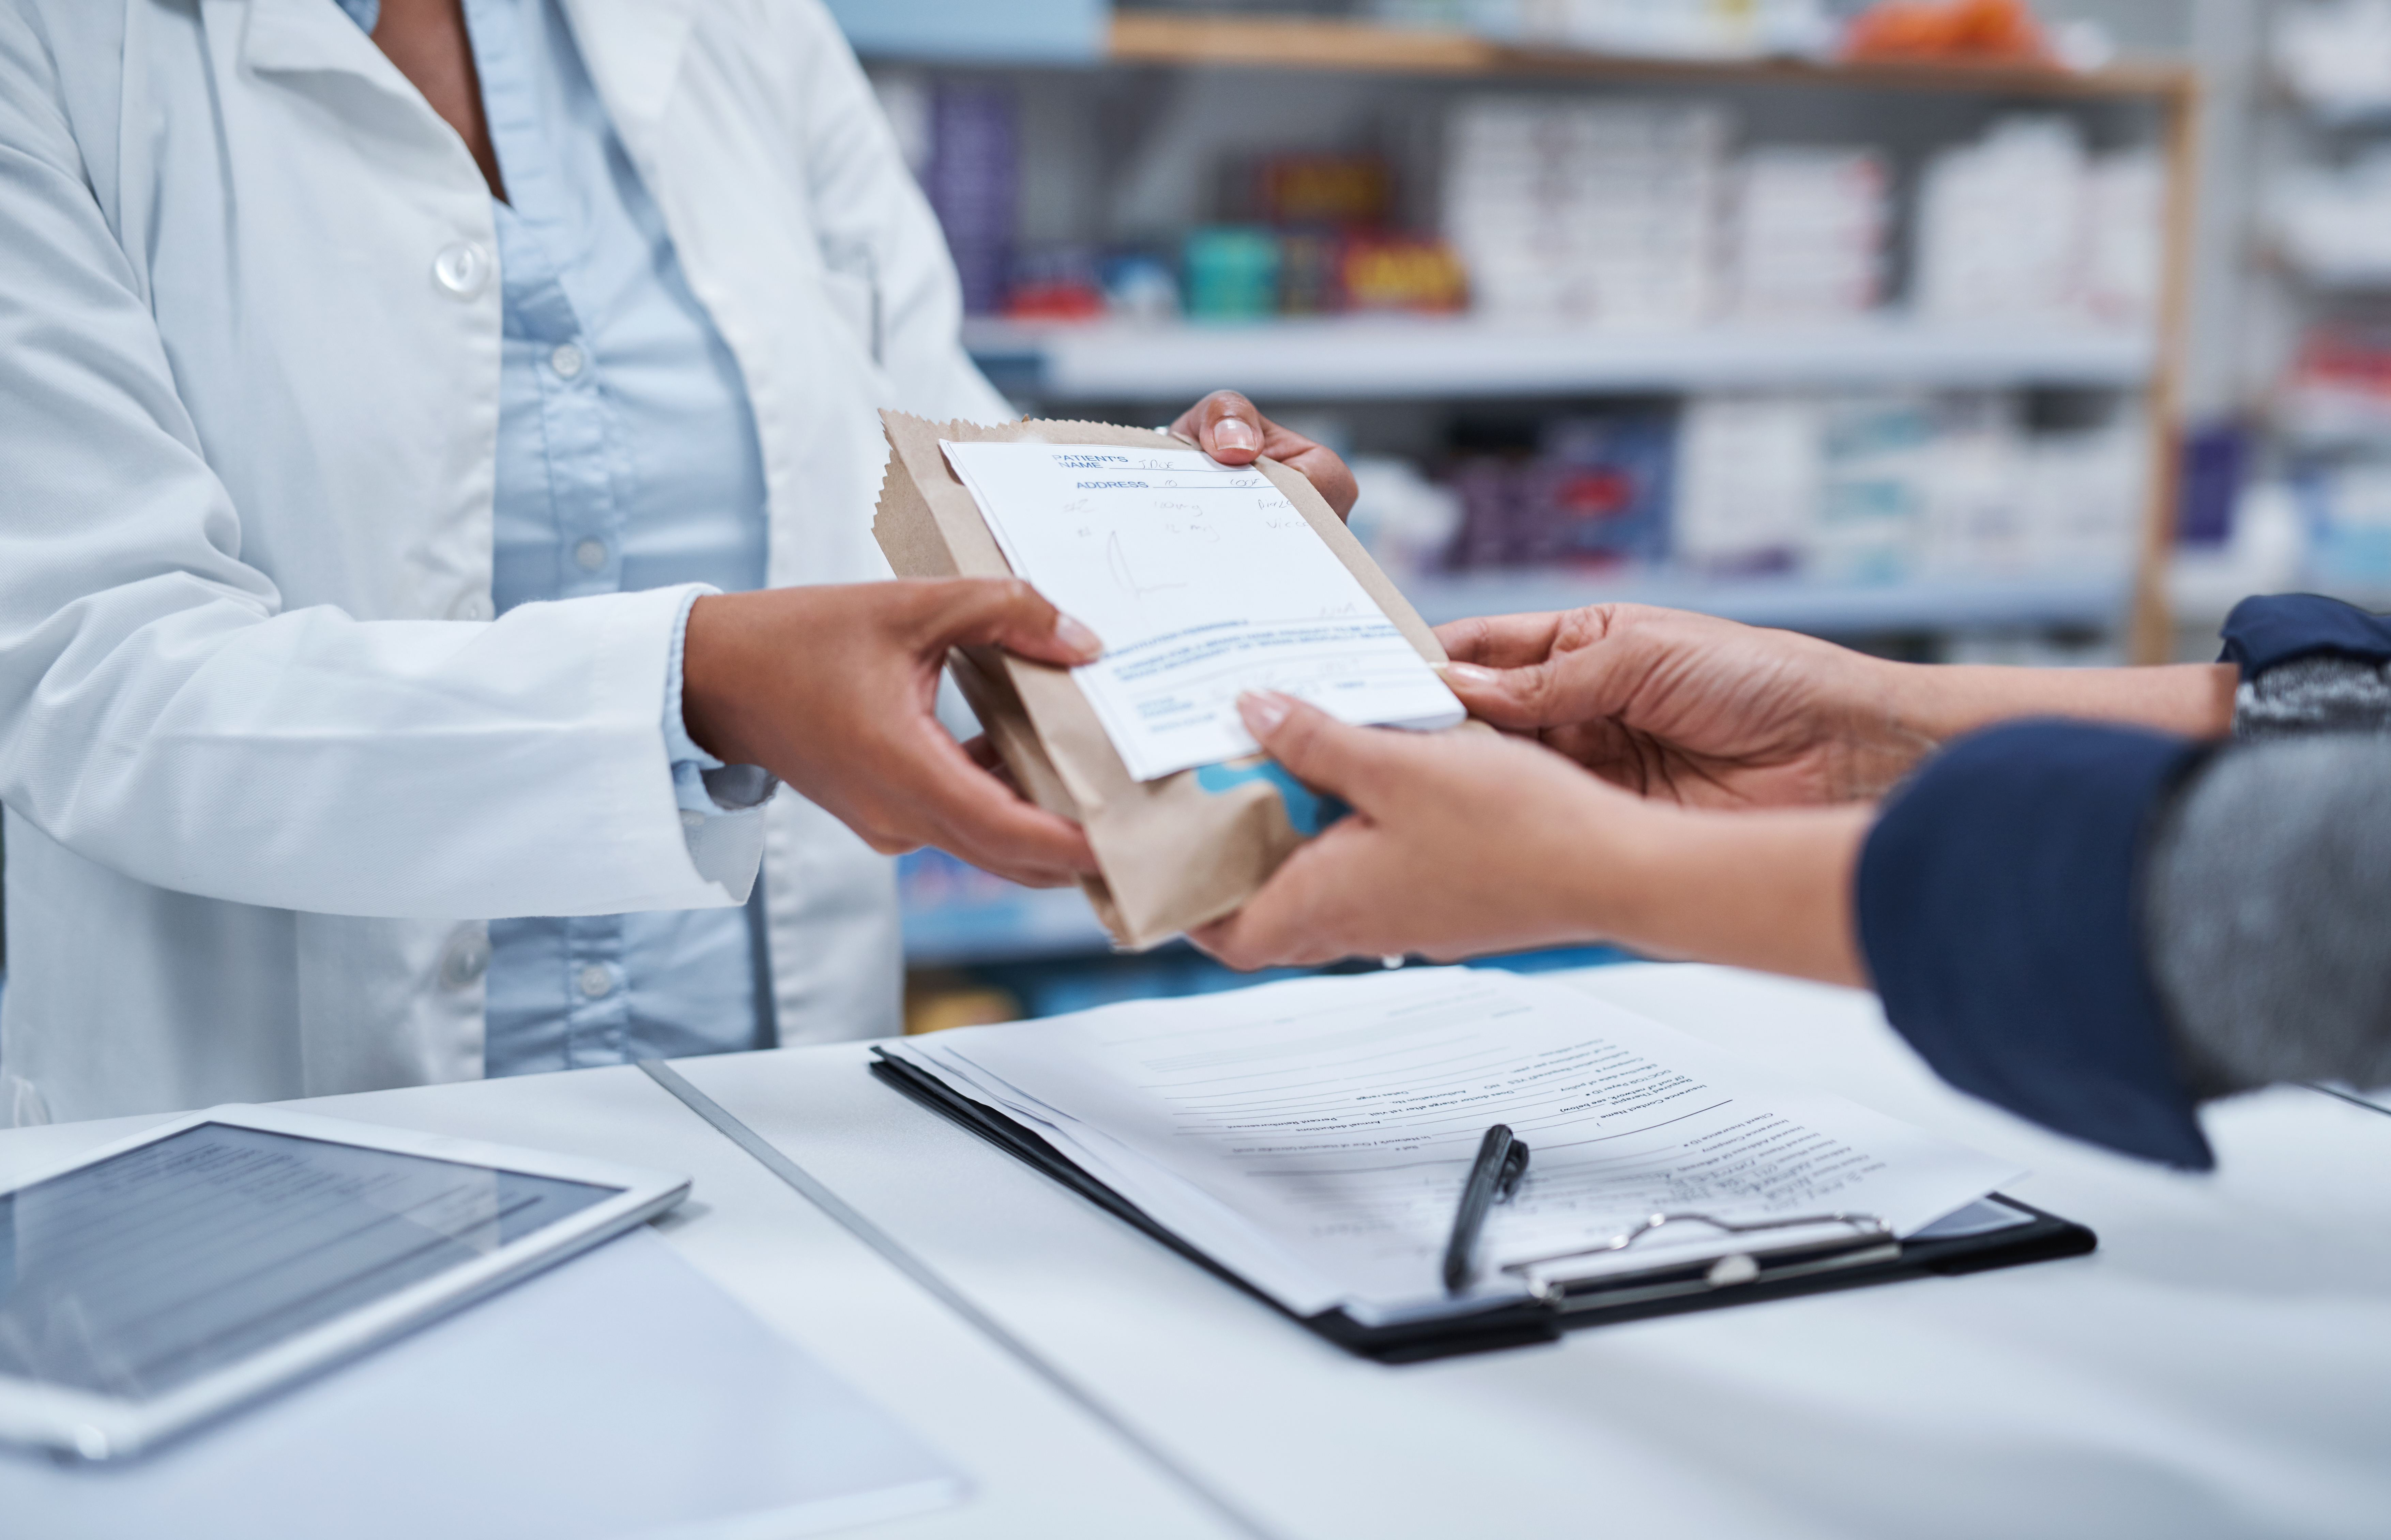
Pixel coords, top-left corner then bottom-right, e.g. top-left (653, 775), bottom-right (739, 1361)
top-left (439, 928), bottom-right (491, 990)
top-left (574, 538), bottom-right (608, 571)
top-left (431, 241), bottom-right (492, 299)
top-left (577, 964), bottom-right (614, 1000)
top-left (549, 343), bottom-right (585, 379)
top-left (448, 593), bottom-right (493, 622)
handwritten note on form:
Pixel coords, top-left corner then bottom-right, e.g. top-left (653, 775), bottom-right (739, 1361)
top-left (940, 440), bottom-right (1464, 781)
top-left (886, 969), bottom-right (2022, 1325)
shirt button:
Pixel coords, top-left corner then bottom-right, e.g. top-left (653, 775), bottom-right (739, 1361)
top-left (574, 537), bottom-right (609, 572)
top-left (549, 343), bottom-right (585, 379)
top-left (431, 241), bottom-right (492, 299)
top-left (577, 964), bottom-right (614, 1000)
top-left (439, 926), bottom-right (491, 990)
top-left (680, 809), bottom-right (704, 831)
top-left (448, 593), bottom-right (493, 622)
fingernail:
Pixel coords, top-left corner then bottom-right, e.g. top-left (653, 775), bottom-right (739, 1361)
top-left (1238, 689), bottom-right (1293, 737)
top-left (1443, 662), bottom-right (1497, 685)
top-left (1055, 613), bottom-right (1103, 660)
top-left (1212, 420), bottom-right (1259, 453)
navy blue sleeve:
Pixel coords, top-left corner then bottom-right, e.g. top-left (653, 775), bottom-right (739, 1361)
top-left (1856, 722), bottom-right (2215, 1168)
top-left (2219, 594), bottom-right (2391, 677)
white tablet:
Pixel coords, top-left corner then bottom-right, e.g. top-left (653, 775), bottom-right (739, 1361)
top-left (0, 1103), bottom-right (690, 1460)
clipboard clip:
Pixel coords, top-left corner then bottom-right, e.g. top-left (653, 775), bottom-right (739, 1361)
top-left (1497, 1211), bottom-right (1899, 1314)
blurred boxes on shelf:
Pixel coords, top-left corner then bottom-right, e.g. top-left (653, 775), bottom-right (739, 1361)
top-left (1346, 455), bottom-right (1466, 584)
top-left (924, 82), bottom-right (1018, 316)
top-left (1258, 152), bottom-right (1394, 226)
top-left (1725, 148), bottom-right (1888, 320)
top-left (1448, 411), bottom-right (1677, 570)
top-left (1183, 226), bottom-right (1284, 320)
top-left (1673, 391), bottom-right (2144, 583)
top-left (2296, 457), bottom-right (2391, 585)
top-left (2270, 149), bottom-right (2391, 284)
top-left (2273, 0), bottom-right (2391, 120)
top-left (1914, 116), bottom-right (2164, 326)
top-left (2280, 325), bottom-right (2391, 443)
top-left (1443, 97), bottom-right (1731, 323)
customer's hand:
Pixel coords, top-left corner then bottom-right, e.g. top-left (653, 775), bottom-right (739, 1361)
top-left (1189, 693), bottom-right (1654, 968)
top-left (1435, 605), bottom-right (1928, 808)
top-left (1171, 390), bottom-right (1358, 521)
top-left (1189, 691), bottom-right (1870, 985)
top-left (1436, 604), bottom-right (2241, 810)
top-left (681, 580), bottom-right (1102, 887)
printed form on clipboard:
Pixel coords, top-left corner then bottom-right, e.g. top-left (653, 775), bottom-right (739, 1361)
top-left (939, 440), bottom-right (1465, 782)
top-left (877, 968), bottom-right (2035, 1335)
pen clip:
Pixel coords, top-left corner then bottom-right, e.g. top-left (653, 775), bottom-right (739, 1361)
top-left (1499, 1211), bottom-right (1897, 1313)
top-left (1495, 1139), bottom-right (1529, 1200)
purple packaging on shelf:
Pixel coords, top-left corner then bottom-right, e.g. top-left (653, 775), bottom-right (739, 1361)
top-left (1524, 414), bottom-right (1675, 567)
top-left (927, 84), bottom-right (1018, 316)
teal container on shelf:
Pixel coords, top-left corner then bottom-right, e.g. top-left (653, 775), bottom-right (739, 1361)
top-left (1182, 227), bottom-right (1282, 322)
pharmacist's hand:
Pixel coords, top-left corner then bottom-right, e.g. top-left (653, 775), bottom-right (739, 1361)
top-left (681, 581), bottom-right (1102, 887)
top-left (1435, 604), bottom-right (1928, 808)
top-left (1171, 390), bottom-right (1358, 521)
top-left (1190, 693), bottom-right (1637, 969)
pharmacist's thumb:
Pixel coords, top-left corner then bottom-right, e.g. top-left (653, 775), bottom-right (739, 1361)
top-left (1238, 691), bottom-right (1386, 807)
top-left (928, 578), bottom-right (1104, 668)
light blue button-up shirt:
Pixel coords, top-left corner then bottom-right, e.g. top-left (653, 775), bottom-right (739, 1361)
top-left (339, 0), bottom-right (773, 1073)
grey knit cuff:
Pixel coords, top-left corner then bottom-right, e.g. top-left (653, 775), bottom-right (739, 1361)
top-left (2233, 655), bottom-right (2391, 741)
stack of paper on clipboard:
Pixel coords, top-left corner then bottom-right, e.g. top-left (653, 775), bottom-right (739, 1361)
top-left (874, 969), bottom-right (2095, 1361)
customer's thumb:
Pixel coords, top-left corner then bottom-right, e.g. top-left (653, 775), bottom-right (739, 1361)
top-left (1237, 691), bottom-right (1389, 807)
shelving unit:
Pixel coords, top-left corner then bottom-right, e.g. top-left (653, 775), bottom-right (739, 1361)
top-left (860, 6), bottom-right (2206, 973)
top-left (937, 11), bottom-right (2198, 659)
top-left (2238, 1), bottom-right (2391, 610)
top-left (963, 314), bottom-right (2156, 400)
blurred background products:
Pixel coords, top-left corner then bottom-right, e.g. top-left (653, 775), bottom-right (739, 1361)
top-left (1448, 411), bottom-right (1677, 569)
top-left (1725, 147), bottom-right (1889, 320)
top-left (924, 82), bottom-right (1017, 318)
top-left (1443, 98), bottom-right (1730, 323)
top-left (1837, 0), bottom-right (2052, 62)
top-left (1913, 117), bottom-right (2162, 326)
top-left (810, 0), bottom-right (2379, 1008)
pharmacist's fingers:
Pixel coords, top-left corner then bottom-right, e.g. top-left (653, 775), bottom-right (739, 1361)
top-left (1175, 389), bottom-right (1265, 463)
top-left (1172, 391), bottom-right (1359, 519)
top-left (1237, 691), bottom-right (1397, 810)
top-left (914, 578), bottom-right (1102, 667)
top-left (907, 734), bottom-right (1098, 883)
top-left (960, 732), bottom-right (1028, 800)
top-left (1263, 431), bottom-right (1359, 522)
top-left (1435, 612), bottom-right (1568, 670)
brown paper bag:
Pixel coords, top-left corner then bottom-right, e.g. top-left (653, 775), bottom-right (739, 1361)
top-left (873, 410), bottom-right (1461, 950)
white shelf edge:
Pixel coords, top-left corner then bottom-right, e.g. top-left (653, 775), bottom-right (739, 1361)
top-left (965, 316), bottom-right (2158, 400)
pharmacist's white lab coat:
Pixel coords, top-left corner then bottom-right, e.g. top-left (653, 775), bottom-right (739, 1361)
top-left (0, 0), bottom-right (1009, 1124)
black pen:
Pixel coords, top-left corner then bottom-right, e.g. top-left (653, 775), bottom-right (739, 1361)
top-left (1442, 1123), bottom-right (1530, 1293)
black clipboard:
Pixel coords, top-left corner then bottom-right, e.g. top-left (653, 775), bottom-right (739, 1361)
top-left (870, 1050), bottom-right (2096, 1365)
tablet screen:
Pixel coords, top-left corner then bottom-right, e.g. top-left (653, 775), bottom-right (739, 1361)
top-left (0, 1123), bottom-right (619, 1403)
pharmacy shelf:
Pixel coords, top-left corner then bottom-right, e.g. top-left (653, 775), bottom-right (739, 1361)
top-left (1104, 12), bottom-right (2193, 101)
top-left (966, 316), bottom-right (2158, 403)
top-left (1399, 569), bottom-right (2133, 635)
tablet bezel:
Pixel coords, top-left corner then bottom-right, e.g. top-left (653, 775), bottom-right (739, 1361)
top-left (0, 1102), bottom-right (691, 1460)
